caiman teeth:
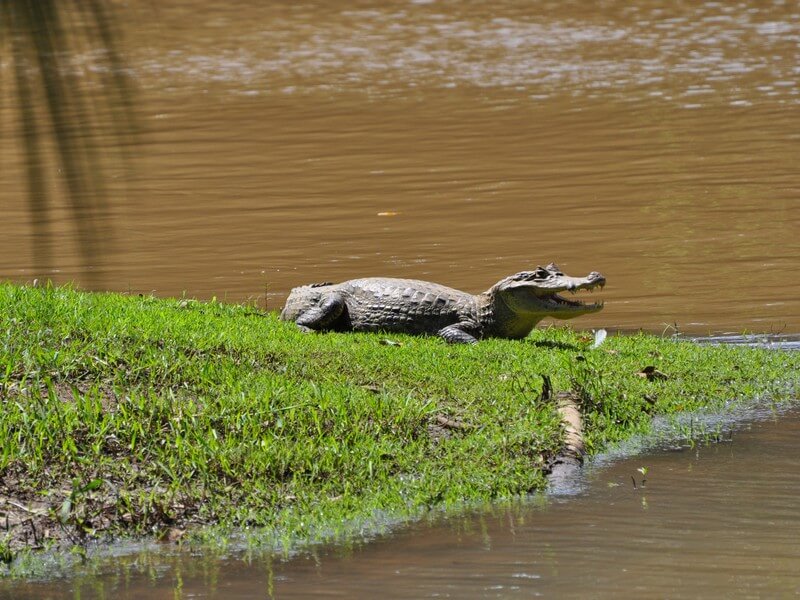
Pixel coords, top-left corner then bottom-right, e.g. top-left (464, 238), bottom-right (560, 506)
top-left (549, 291), bottom-right (604, 309)
top-left (551, 294), bottom-right (584, 306)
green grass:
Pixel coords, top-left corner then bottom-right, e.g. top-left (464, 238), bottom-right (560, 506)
top-left (0, 282), bottom-right (798, 563)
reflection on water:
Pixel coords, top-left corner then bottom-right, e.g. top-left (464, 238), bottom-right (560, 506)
top-left (3, 408), bottom-right (799, 599)
top-left (1, 0), bottom-right (135, 283)
top-left (1, 0), bottom-right (798, 334)
top-left (131, 0), bottom-right (800, 105)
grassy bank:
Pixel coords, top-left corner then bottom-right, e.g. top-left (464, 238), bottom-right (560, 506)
top-left (0, 282), bottom-right (798, 564)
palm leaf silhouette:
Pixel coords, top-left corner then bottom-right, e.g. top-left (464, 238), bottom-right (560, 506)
top-left (2, 0), bottom-right (136, 284)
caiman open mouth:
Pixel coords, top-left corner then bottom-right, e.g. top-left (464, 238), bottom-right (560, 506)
top-left (544, 282), bottom-right (605, 311)
top-left (547, 295), bottom-right (604, 310)
top-left (497, 266), bottom-right (607, 314)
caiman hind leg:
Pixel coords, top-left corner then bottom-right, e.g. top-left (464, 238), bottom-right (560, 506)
top-left (437, 322), bottom-right (480, 344)
top-left (295, 293), bottom-right (346, 332)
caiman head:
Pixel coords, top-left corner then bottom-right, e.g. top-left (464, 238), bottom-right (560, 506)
top-left (484, 264), bottom-right (606, 338)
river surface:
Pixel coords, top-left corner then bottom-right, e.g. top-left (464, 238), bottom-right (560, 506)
top-left (2, 406), bottom-right (798, 599)
top-left (1, 0), bottom-right (799, 334)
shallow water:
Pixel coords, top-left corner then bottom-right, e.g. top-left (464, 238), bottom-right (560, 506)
top-left (270, 410), bottom-right (800, 599)
top-left (3, 407), bottom-right (798, 599)
top-left (1, 0), bottom-right (799, 334)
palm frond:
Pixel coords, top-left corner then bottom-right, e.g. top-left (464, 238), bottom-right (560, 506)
top-left (1, 0), bottom-right (136, 284)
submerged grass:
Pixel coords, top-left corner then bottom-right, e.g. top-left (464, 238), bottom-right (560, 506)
top-left (0, 282), bottom-right (798, 566)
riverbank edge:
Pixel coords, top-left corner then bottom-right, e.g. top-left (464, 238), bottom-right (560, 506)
top-left (1, 282), bottom-right (798, 574)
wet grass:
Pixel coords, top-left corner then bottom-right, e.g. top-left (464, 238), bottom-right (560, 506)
top-left (0, 282), bottom-right (798, 567)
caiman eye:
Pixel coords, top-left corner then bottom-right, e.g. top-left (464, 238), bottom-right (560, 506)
top-left (545, 263), bottom-right (563, 274)
top-left (535, 267), bottom-right (550, 278)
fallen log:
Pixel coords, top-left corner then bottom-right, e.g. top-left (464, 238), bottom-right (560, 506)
top-left (547, 391), bottom-right (586, 490)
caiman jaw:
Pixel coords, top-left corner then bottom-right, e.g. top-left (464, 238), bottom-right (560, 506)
top-left (548, 274), bottom-right (605, 311)
top-left (488, 264), bottom-right (607, 320)
top-left (544, 291), bottom-right (604, 312)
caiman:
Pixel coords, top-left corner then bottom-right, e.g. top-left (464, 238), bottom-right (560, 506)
top-left (280, 264), bottom-right (606, 344)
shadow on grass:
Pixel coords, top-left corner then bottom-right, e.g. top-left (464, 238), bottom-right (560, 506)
top-left (526, 339), bottom-right (581, 352)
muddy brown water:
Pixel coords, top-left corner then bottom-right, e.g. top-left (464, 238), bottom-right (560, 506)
top-left (1, 0), bottom-right (799, 334)
top-left (2, 406), bottom-right (798, 599)
top-left (1, 1), bottom-right (800, 596)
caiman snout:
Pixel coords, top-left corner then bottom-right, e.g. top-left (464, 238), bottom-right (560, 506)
top-left (587, 271), bottom-right (605, 284)
top-left (578, 271), bottom-right (606, 290)
top-left (531, 267), bottom-right (605, 296)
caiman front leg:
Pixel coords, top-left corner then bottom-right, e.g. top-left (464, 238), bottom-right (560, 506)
top-left (437, 321), bottom-right (481, 344)
top-left (295, 293), bottom-right (345, 332)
